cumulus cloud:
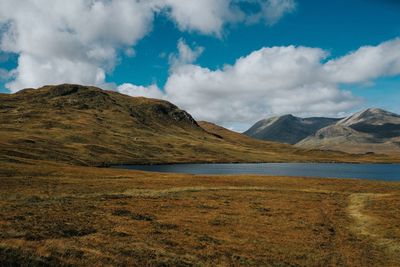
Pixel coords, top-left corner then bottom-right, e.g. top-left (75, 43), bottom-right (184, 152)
top-left (154, 0), bottom-right (296, 36)
top-left (323, 38), bottom-right (400, 84)
top-left (155, 0), bottom-right (240, 36)
top-left (0, 0), bottom-right (155, 92)
top-left (169, 38), bottom-right (204, 67)
top-left (117, 38), bottom-right (400, 127)
top-left (262, 0), bottom-right (296, 25)
top-left (245, 0), bottom-right (296, 25)
top-left (117, 83), bottom-right (164, 99)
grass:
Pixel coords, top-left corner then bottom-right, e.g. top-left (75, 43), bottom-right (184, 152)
top-left (1, 160), bottom-right (400, 266)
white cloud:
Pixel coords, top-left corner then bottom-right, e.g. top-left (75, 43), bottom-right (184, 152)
top-left (117, 38), bottom-right (400, 127)
top-left (155, 0), bottom-right (240, 36)
top-left (245, 0), bottom-right (296, 25)
top-left (0, 0), bottom-right (155, 92)
top-left (117, 83), bottom-right (164, 99)
top-left (154, 0), bottom-right (296, 35)
top-left (261, 0), bottom-right (296, 25)
top-left (169, 38), bottom-right (204, 67)
top-left (323, 38), bottom-right (400, 84)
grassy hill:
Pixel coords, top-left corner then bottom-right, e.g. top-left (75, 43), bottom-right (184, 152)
top-left (0, 84), bottom-right (399, 166)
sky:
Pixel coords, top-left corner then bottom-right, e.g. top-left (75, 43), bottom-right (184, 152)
top-left (0, 0), bottom-right (400, 131)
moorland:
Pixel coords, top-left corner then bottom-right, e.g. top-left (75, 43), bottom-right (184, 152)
top-left (1, 84), bottom-right (399, 266)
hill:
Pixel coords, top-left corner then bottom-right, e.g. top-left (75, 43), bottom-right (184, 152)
top-left (244, 115), bottom-right (340, 144)
top-left (0, 84), bottom-right (398, 165)
top-left (297, 108), bottom-right (400, 154)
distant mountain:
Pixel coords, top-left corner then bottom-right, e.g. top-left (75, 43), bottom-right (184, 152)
top-left (297, 108), bottom-right (400, 154)
top-left (2, 84), bottom-right (386, 166)
top-left (244, 114), bottom-right (340, 144)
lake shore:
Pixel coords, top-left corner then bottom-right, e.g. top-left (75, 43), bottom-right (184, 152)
top-left (1, 160), bottom-right (400, 266)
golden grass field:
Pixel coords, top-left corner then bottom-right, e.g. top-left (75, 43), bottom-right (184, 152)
top-left (1, 160), bottom-right (400, 266)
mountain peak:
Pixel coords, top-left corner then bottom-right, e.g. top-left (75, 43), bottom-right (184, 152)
top-left (365, 108), bottom-right (386, 113)
top-left (360, 108), bottom-right (393, 116)
top-left (298, 108), bottom-right (400, 154)
top-left (244, 114), bottom-right (339, 144)
top-left (338, 108), bottom-right (400, 127)
top-left (279, 114), bottom-right (296, 119)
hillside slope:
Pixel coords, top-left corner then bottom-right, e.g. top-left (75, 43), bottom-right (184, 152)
top-left (244, 115), bottom-right (340, 144)
top-left (0, 84), bottom-right (397, 165)
top-left (297, 109), bottom-right (400, 154)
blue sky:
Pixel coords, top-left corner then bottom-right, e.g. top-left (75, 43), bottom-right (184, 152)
top-left (0, 0), bottom-right (399, 130)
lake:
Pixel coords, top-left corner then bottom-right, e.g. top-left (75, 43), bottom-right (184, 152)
top-left (114, 163), bottom-right (400, 181)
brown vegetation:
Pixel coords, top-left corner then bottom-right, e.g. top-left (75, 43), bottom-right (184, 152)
top-left (1, 160), bottom-right (400, 266)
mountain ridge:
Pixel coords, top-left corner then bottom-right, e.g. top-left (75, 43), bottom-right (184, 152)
top-left (297, 108), bottom-right (400, 154)
top-left (245, 108), bottom-right (400, 154)
top-left (244, 114), bottom-right (340, 144)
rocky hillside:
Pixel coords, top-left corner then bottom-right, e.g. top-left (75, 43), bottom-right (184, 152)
top-left (0, 85), bottom-right (397, 165)
top-left (297, 109), bottom-right (400, 154)
top-left (244, 115), bottom-right (340, 144)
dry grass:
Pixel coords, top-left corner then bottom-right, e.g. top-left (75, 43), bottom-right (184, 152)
top-left (348, 193), bottom-right (400, 254)
top-left (1, 160), bottom-right (400, 266)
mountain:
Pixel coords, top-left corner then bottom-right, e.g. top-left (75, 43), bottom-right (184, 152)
top-left (1, 84), bottom-right (395, 165)
top-left (244, 114), bottom-right (340, 144)
top-left (297, 108), bottom-right (400, 154)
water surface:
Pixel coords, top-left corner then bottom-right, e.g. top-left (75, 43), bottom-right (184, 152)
top-left (114, 163), bottom-right (400, 181)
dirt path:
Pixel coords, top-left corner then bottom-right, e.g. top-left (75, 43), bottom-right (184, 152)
top-left (348, 193), bottom-right (399, 254)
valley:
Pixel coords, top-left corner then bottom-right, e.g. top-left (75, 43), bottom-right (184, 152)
top-left (1, 84), bottom-right (400, 266)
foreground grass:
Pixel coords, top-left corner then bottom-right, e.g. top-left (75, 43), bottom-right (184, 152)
top-left (1, 160), bottom-right (400, 266)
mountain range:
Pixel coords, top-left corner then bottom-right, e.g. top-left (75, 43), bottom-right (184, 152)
top-left (1, 84), bottom-right (396, 166)
top-left (244, 115), bottom-right (340, 144)
top-left (245, 108), bottom-right (400, 155)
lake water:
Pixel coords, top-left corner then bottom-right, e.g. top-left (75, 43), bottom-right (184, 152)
top-left (114, 163), bottom-right (400, 181)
